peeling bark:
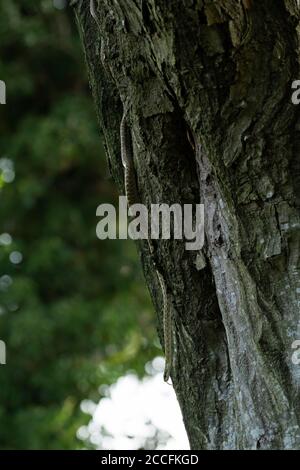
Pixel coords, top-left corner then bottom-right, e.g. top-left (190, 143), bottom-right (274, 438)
top-left (73, 0), bottom-right (300, 449)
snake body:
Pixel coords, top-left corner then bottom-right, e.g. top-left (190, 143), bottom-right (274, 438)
top-left (90, 1), bottom-right (172, 381)
top-left (156, 271), bottom-right (172, 382)
top-left (240, 0), bottom-right (253, 46)
top-left (120, 112), bottom-right (138, 208)
top-left (120, 109), bottom-right (172, 382)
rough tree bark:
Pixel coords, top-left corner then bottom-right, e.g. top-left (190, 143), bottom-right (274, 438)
top-left (73, 0), bottom-right (300, 449)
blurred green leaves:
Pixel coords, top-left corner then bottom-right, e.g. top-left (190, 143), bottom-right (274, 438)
top-left (0, 0), bottom-right (157, 449)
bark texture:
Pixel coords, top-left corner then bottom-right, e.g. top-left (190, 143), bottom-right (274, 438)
top-left (73, 0), bottom-right (300, 449)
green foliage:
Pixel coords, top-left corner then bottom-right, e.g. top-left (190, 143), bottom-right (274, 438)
top-left (0, 0), bottom-right (157, 449)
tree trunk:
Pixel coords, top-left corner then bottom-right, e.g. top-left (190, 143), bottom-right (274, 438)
top-left (73, 0), bottom-right (300, 450)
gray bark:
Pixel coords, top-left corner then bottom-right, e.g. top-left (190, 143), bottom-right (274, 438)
top-left (73, 0), bottom-right (300, 449)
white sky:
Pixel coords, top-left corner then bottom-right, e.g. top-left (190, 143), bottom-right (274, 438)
top-left (78, 357), bottom-right (189, 450)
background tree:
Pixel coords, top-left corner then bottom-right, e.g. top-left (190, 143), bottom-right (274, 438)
top-left (73, 0), bottom-right (300, 449)
top-left (0, 0), bottom-right (156, 450)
